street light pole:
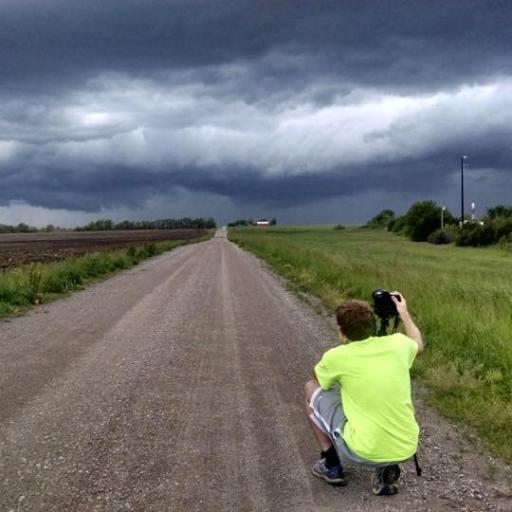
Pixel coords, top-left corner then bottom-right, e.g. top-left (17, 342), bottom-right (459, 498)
top-left (460, 155), bottom-right (467, 227)
top-left (441, 206), bottom-right (446, 230)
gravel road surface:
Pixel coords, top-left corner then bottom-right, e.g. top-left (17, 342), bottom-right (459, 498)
top-left (1, 230), bottom-right (511, 511)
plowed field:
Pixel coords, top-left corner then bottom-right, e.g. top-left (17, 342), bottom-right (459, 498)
top-left (0, 229), bottom-right (206, 269)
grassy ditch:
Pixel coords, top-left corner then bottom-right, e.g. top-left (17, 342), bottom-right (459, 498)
top-left (0, 232), bottom-right (213, 318)
top-left (229, 226), bottom-right (512, 461)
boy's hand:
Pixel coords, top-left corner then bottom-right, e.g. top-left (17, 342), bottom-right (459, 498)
top-left (391, 291), bottom-right (408, 317)
top-left (391, 291), bottom-right (424, 353)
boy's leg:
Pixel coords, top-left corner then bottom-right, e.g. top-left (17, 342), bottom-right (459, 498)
top-left (304, 380), bottom-right (332, 451)
top-left (306, 380), bottom-right (404, 494)
top-left (304, 380), bottom-right (346, 485)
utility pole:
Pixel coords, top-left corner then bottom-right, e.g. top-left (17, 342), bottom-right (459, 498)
top-left (460, 155), bottom-right (468, 227)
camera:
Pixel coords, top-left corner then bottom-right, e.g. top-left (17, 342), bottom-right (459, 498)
top-left (372, 288), bottom-right (400, 318)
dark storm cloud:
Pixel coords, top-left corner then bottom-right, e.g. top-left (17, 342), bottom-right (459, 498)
top-left (2, 0), bottom-right (512, 94)
top-left (1, 0), bottom-right (512, 222)
top-left (1, 144), bottom-right (508, 214)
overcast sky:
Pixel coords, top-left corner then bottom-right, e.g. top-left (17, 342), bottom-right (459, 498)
top-left (1, 0), bottom-right (511, 226)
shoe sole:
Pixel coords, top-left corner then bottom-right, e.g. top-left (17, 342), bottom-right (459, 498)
top-left (311, 467), bottom-right (347, 486)
top-left (376, 483), bottom-right (398, 496)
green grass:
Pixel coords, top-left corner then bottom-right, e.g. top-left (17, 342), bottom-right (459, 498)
top-left (229, 226), bottom-right (512, 461)
top-left (0, 232), bottom-right (213, 318)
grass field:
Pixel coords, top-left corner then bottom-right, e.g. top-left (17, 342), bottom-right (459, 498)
top-left (229, 226), bottom-right (512, 461)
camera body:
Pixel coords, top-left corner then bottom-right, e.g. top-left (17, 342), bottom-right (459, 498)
top-left (372, 288), bottom-right (400, 317)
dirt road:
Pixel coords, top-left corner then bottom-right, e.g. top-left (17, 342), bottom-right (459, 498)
top-left (1, 230), bottom-right (510, 511)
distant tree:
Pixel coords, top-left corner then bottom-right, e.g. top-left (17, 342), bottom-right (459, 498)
top-left (366, 209), bottom-right (395, 229)
top-left (16, 222), bottom-right (38, 233)
top-left (114, 220), bottom-right (135, 230)
top-left (456, 223), bottom-right (497, 247)
top-left (79, 219), bottom-right (114, 231)
top-left (388, 215), bottom-right (406, 234)
top-left (270, 218), bottom-right (277, 226)
top-left (494, 217), bottom-right (512, 240)
top-left (486, 205), bottom-right (512, 219)
top-left (404, 201), bottom-right (455, 242)
top-left (427, 228), bottom-right (454, 245)
top-left (0, 222), bottom-right (38, 233)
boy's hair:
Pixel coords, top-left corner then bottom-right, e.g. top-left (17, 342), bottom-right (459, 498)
top-left (336, 299), bottom-right (375, 341)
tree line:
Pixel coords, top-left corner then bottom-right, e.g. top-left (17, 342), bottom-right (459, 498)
top-left (0, 217), bottom-right (216, 234)
top-left (0, 222), bottom-right (41, 233)
top-left (366, 201), bottom-right (512, 247)
top-left (75, 217), bottom-right (216, 231)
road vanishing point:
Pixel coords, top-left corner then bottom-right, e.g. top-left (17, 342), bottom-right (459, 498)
top-left (1, 231), bottom-right (510, 512)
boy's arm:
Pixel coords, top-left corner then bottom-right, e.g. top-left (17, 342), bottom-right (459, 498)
top-left (314, 352), bottom-right (336, 390)
top-left (391, 292), bottom-right (424, 353)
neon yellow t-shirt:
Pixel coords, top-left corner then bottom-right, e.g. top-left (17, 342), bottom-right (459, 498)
top-left (315, 333), bottom-right (419, 463)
